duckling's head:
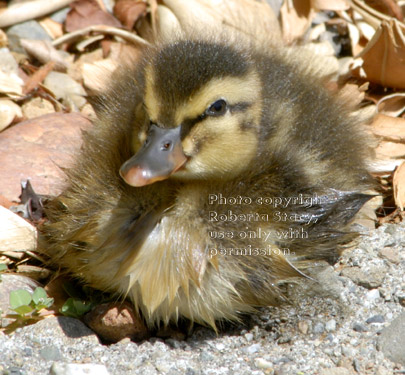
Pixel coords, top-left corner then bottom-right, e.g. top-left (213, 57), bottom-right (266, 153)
top-left (120, 39), bottom-right (263, 186)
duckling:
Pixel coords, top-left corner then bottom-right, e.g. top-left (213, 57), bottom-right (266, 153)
top-left (39, 33), bottom-right (374, 329)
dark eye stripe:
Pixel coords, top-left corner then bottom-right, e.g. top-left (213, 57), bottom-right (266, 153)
top-left (230, 102), bottom-right (251, 113)
top-left (180, 101), bottom-right (253, 139)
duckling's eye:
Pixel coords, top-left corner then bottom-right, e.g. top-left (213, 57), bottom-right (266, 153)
top-left (161, 141), bottom-right (172, 151)
top-left (206, 99), bottom-right (227, 116)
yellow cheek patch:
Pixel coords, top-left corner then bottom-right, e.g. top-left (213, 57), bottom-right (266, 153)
top-left (183, 114), bottom-right (259, 177)
top-left (174, 70), bottom-right (261, 125)
top-left (144, 66), bottom-right (159, 121)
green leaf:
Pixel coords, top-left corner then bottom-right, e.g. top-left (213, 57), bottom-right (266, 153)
top-left (0, 264), bottom-right (7, 272)
top-left (10, 289), bottom-right (32, 309)
top-left (32, 287), bottom-right (47, 305)
top-left (13, 304), bottom-right (34, 315)
top-left (34, 298), bottom-right (54, 311)
top-left (60, 298), bottom-right (92, 318)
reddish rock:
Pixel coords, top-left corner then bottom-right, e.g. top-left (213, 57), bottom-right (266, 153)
top-left (0, 113), bottom-right (91, 202)
top-left (84, 301), bottom-right (149, 343)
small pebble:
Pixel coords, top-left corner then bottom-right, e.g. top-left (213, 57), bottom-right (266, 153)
top-left (245, 333), bottom-right (254, 342)
top-left (379, 247), bottom-right (400, 264)
top-left (325, 319), bottom-right (337, 332)
top-left (353, 323), bottom-right (368, 332)
top-left (366, 315), bottom-right (385, 324)
top-left (366, 289), bottom-right (380, 301)
top-left (246, 343), bottom-right (261, 354)
top-left (313, 322), bottom-right (325, 334)
top-left (298, 320), bottom-right (310, 334)
top-left (254, 358), bottom-right (273, 369)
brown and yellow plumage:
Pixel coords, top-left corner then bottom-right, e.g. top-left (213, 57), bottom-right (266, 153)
top-left (39, 33), bottom-right (374, 329)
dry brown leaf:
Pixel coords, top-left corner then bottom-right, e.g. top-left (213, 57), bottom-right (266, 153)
top-left (0, 206), bottom-right (37, 252)
top-left (377, 93), bottom-right (405, 117)
top-left (114, 0), bottom-right (147, 30)
top-left (0, 113), bottom-right (92, 201)
top-left (339, 83), bottom-right (365, 107)
top-left (39, 17), bottom-right (64, 39)
top-left (371, 113), bottom-right (405, 142)
top-left (393, 162), bottom-right (405, 210)
top-left (364, 0), bottom-right (403, 21)
top-left (43, 71), bottom-right (87, 109)
top-left (280, 0), bottom-right (313, 43)
top-left (156, 5), bottom-right (182, 41)
top-left (0, 0), bottom-right (73, 28)
top-left (163, 0), bottom-right (280, 44)
top-left (65, 0), bottom-right (122, 33)
top-left (23, 61), bottom-right (56, 95)
top-left (20, 39), bottom-right (70, 72)
top-left (312, 0), bottom-right (349, 11)
top-left (0, 70), bottom-right (23, 98)
top-left (375, 141), bottom-right (405, 159)
top-left (355, 19), bottom-right (405, 89)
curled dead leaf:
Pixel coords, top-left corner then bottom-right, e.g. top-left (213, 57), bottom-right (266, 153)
top-left (156, 5), bottom-right (182, 41)
top-left (377, 93), bottom-right (405, 117)
top-left (0, 70), bottom-right (23, 98)
top-left (280, 0), bottom-right (313, 44)
top-left (375, 141), bottom-right (405, 160)
top-left (114, 0), bottom-right (147, 30)
top-left (355, 19), bottom-right (405, 89)
top-left (371, 113), bottom-right (405, 142)
top-left (20, 39), bottom-right (70, 72)
top-left (163, 0), bottom-right (280, 44)
top-left (43, 71), bottom-right (87, 109)
top-left (39, 17), bottom-right (64, 39)
top-left (65, 0), bottom-right (122, 33)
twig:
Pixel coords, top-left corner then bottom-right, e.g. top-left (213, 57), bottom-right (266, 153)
top-left (348, 0), bottom-right (405, 29)
top-left (0, 0), bottom-right (74, 28)
top-left (52, 24), bottom-right (150, 47)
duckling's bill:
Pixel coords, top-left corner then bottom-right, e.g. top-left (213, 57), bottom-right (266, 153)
top-left (119, 124), bottom-right (187, 186)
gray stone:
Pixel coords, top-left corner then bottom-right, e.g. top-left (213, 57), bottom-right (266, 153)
top-left (340, 266), bottom-right (386, 289)
top-left (40, 346), bottom-right (63, 361)
top-left (352, 323), bottom-right (367, 332)
top-left (14, 316), bottom-right (99, 346)
top-left (6, 20), bottom-right (51, 53)
top-left (50, 7), bottom-right (70, 23)
top-left (378, 312), bottom-right (405, 365)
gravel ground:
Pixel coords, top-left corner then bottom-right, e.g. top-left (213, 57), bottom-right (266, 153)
top-left (0, 222), bottom-right (404, 375)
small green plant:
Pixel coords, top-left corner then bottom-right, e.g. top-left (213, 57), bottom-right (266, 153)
top-left (9, 287), bottom-right (54, 316)
top-left (2, 287), bottom-right (54, 333)
top-left (60, 297), bottom-right (93, 318)
top-left (59, 281), bottom-right (107, 318)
